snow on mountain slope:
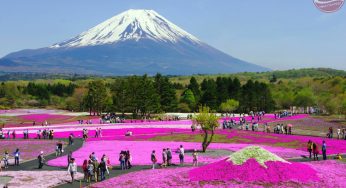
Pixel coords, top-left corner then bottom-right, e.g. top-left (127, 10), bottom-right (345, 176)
top-left (51, 9), bottom-right (201, 48)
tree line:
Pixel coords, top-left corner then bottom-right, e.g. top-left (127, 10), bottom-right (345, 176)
top-left (1, 73), bottom-right (345, 118)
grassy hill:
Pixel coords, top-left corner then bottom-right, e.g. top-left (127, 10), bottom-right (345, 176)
top-left (168, 68), bottom-right (346, 85)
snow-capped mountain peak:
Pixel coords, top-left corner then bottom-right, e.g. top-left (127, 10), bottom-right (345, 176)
top-left (51, 9), bottom-right (201, 48)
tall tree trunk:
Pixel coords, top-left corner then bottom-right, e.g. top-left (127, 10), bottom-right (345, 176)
top-left (202, 129), bottom-right (208, 152)
top-left (205, 129), bottom-right (215, 150)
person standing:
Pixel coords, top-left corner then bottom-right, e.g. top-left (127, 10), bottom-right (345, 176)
top-left (38, 151), bottom-right (45, 169)
top-left (3, 151), bottom-right (9, 169)
top-left (312, 142), bottom-right (319, 161)
top-left (151, 150), bottom-right (157, 169)
top-left (82, 159), bottom-right (88, 182)
top-left (161, 148), bottom-right (167, 168)
top-left (126, 150), bottom-right (132, 169)
top-left (67, 158), bottom-right (78, 183)
top-left (68, 134), bottom-right (74, 145)
top-left (179, 145), bottom-right (184, 166)
top-left (12, 130), bottom-right (16, 139)
top-left (13, 148), bottom-right (20, 166)
top-left (322, 140), bottom-right (327, 160)
top-left (98, 160), bottom-right (107, 181)
top-left (119, 151), bottom-right (125, 170)
top-left (166, 148), bottom-right (172, 166)
top-left (307, 140), bottom-right (313, 159)
top-left (192, 149), bottom-right (198, 166)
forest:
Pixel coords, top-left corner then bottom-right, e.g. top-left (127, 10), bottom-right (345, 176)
top-left (0, 68), bottom-right (345, 117)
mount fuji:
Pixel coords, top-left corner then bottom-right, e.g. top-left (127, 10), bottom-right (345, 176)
top-left (0, 9), bottom-right (269, 75)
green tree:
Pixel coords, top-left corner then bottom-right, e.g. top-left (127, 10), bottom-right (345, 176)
top-left (193, 106), bottom-right (219, 152)
top-left (181, 89), bottom-right (196, 111)
top-left (220, 99), bottom-right (239, 115)
top-left (188, 77), bottom-right (201, 103)
top-left (294, 88), bottom-right (316, 111)
top-left (84, 80), bottom-right (111, 115)
top-left (200, 79), bottom-right (218, 110)
top-left (154, 73), bottom-right (177, 112)
top-left (341, 98), bottom-right (346, 119)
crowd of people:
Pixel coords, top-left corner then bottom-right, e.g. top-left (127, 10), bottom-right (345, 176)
top-left (81, 152), bottom-right (111, 182)
top-left (307, 140), bottom-right (328, 160)
top-left (328, 127), bottom-right (346, 140)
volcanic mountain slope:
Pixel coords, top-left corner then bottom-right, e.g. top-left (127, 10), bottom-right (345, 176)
top-left (0, 9), bottom-right (269, 75)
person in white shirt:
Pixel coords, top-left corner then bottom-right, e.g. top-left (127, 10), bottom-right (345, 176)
top-left (179, 145), bottom-right (184, 166)
top-left (67, 158), bottom-right (78, 183)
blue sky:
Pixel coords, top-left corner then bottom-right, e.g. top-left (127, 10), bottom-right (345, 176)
top-left (1, 0), bottom-right (345, 70)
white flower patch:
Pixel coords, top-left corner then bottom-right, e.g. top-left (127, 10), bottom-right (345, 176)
top-left (227, 146), bottom-right (290, 168)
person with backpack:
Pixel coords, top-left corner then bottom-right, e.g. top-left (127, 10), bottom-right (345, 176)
top-left (67, 158), bottom-right (78, 183)
top-left (151, 150), bottom-right (157, 169)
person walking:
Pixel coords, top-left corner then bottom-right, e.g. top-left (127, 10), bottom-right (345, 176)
top-left (322, 140), bottom-right (327, 160)
top-left (67, 151), bottom-right (73, 167)
top-left (179, 145), bottom-right (184, 166)
top-left (38, 151), bottom-right (45, 169)
top-left (307, 140), bottom-right (313, 159)
top-left (13, 148), bottom-right (20, 166)
top-left (151, 150), bottom-right (157, 169)
top-left (67, 158), bottom-right (78, 183)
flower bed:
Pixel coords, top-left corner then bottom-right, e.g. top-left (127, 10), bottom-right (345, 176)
top-left (0, 171), bottom-right (83, 188)
top-left (151, 129), bottom-right (346, 155)
top-left (90, 160), bottom-right (346, 188)
top-left (189, 146), bottom-right (318, 183)
top-left (47, 141), bottom-right (305, 167)
top-left (0, 140), bottom-right (61, 161)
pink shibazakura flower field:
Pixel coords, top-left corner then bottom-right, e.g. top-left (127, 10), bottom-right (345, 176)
top-left (0, 140), bottom-right (60, 161)
top-left (217, 129), bottom-right (346, 155)
top-left (189, 158), bottom-right (319, 183)
top-left (0, 171), bottom-right (83, 188)
top-left (19, 114), bottom-right (73, 123)
top-left (90, 160), bottom-right (346, 188)
top-left (47, 141), bottom-right (306, 167)
top-left (190, 146), bottom-right (319, 183)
